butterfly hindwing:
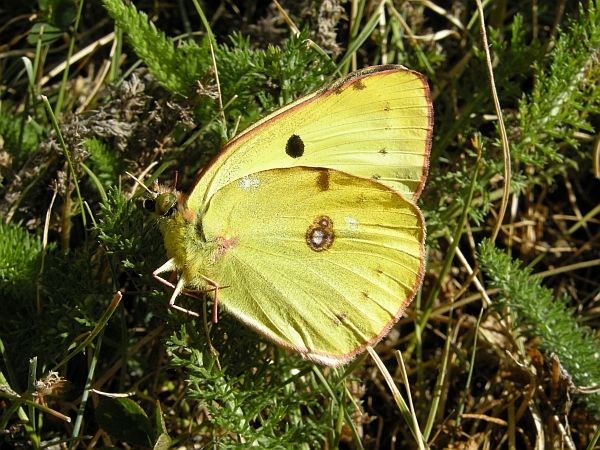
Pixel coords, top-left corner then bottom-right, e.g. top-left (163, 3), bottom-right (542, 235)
top-left (189, 167), bottom-right (426, 365)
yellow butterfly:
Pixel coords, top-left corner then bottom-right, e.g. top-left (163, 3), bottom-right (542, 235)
top-left (144, 65), bottom-right (432, 366)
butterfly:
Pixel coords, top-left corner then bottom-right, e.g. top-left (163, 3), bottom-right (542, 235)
top-left (144, 65), bottom-right (433, 366)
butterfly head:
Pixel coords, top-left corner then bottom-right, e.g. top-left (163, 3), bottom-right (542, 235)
top-left (127, 171), bottom-right (182, 221)
top-left (143, 190), bottom-right (178, 219)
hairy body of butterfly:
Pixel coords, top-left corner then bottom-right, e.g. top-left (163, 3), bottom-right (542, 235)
top-left (146, 65), bottom-right (433, 366)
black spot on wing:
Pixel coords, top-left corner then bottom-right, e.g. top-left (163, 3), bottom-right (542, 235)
top-left (286, 134), bottom-right (305, 158)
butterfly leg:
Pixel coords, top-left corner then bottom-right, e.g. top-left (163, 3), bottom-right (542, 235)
top-left (167, 279), bottom-right (200, 317)
top-left (197, 274), bottom-right (220, 324)
top-left (152, 258), bottom-right (178, 289)
top-left (153, 258), bottom-right (200, 317)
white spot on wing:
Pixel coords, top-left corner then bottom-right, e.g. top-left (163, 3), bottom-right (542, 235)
top-left (311, 229), bottom-right (326, 246)
top-left (345, 216), bottom-right (359, 230)
top-left (238, 176), bottom-right (260, 190)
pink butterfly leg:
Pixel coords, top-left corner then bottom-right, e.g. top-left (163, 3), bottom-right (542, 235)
top-left (153, 258), bottom-right (220, 321)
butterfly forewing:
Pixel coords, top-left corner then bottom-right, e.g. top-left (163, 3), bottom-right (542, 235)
top-left (187, 65), bottom-right (432, 214)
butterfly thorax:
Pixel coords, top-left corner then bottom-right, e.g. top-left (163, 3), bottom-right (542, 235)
top-left (160, 206), bottom-right (224, 289)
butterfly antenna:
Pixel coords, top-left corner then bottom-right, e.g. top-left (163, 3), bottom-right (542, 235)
top-left (171, 171), bottom-right (179, 192)
top-left (126, 171), bottom-right (154, 196)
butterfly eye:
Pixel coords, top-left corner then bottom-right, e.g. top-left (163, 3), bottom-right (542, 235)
top-left (144, 199), bottom-right (156, 212)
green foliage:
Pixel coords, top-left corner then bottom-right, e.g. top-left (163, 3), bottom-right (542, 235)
top-left (28, 0), bottom-right (78, 45)
top-left (0, 225), bottom-right (99, 388)
top-left (216, 32), bottom-right (336, 130)
top-left (0, 222), bottom-right (47, 302)
top-left (84, 138), bottom-right (126, 186)
top-left (0, 222), bottom-right (50, 389)
top-left (478, 239), bottom-right (600, 415)
top-left (0, 111), bottom-right (43, 162)
top-left (425, 5), bottom-right (600, 238)
top-left (0, 188), bottom-right (149, 387)
top-left (94, 187), bottom-right (166, 320)
top-left (515, 4), bottom-right (600, 180)
top-left (167, 323), bottom-right (344, 448)
top-left (96, 186), bottom-right (140, 251)
top-left (102, 0), bottom-right (334, 149)
top-left (102, 0), bottom-right (207, 97)
top-left (96, 398), bottom-right (155, 447)
top-left (102, 0), bottom-right (333, 103)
